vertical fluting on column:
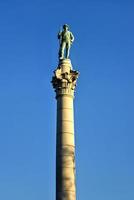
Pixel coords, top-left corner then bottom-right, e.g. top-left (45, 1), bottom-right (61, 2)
top-left (52, 59), bottom-right (79, 200)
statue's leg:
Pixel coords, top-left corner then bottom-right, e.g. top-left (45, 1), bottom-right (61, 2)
top-left (60, 42), bottom-right (66, 59)
top-left (66, 43), bottom-right (70, 58)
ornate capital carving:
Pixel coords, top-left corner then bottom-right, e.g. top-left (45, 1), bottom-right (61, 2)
top-left (51, 59), bottom-right (79, 98)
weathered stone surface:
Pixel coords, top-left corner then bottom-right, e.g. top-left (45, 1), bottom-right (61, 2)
top-left (52, 59), bottom-right (79, 200)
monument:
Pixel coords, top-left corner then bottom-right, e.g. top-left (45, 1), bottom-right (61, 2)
top-left (52, 24), bottom-right (79, 200)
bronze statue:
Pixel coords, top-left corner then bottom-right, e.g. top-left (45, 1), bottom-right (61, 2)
top-left (58, 24), bottom-right (74, 59)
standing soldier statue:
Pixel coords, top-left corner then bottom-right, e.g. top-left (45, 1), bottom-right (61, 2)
top-left (58, 24), bottom-right (74, 60)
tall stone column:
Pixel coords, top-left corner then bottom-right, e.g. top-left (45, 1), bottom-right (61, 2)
top-left (52, 59), bottom-right (79, 200)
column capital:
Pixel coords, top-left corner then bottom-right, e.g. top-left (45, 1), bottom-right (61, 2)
top-left (51, 59), bottom-right (79, 98)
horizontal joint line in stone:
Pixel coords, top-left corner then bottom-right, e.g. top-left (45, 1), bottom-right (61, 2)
top-left (58, 108), bottom-right (73, 110)
top-left (57, 144), bottom-right (75, 148)
top-left (56, 166), bottom-right (75, 169)
top-left (57, 153), bottom-right (75, 156)
top-left (57, 154), bottom-right (75, 157)
top-left (57, 190), bottom-right (75, 193)
top-left (56, 94), bottom-right (74, 98)
top-left (58, 119), bottom-right (73, 123)
top-left (57, 131), bottom-right (74, 135)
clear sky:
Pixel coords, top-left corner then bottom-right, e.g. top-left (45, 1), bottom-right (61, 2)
top-left (0, 0), bottom-right (134, 199)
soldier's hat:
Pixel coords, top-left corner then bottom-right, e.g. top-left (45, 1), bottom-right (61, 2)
top-left (63, 24), bottom-right (69, 29)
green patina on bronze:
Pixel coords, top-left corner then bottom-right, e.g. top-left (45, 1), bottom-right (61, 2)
top-left (58, 24), bottom-right (74, 60)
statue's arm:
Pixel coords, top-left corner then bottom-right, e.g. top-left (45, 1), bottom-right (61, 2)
top-left (70, 32), bottom-right (74, 43)
top-left (58, 31), bottom-right (62, 39)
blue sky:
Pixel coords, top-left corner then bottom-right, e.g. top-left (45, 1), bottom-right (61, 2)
top-left (0, 0), bottom-right (134, 199)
